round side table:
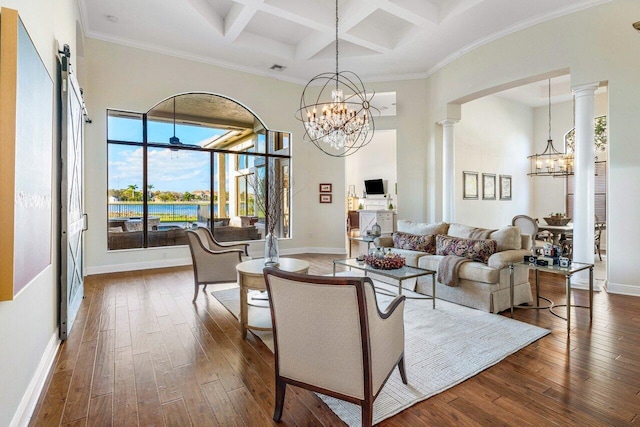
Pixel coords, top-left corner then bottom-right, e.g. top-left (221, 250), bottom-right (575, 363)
top-left (236, 258), bottom-right (309, 338)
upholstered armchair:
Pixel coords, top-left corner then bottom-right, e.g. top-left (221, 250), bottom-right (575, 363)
top-left (185, 229), bottom-right (244, 302)
top-left (195, 226), bottom-right (249, 256)
top-left (263, 268), bottom-right (407, 427)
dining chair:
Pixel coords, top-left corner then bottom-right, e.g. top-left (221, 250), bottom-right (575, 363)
top-left (263, 267), bottom-right (407, 427)
top-left (594, 221), bottom-right (604, 261)
top-left (511, 215), bottom-right (551, 254)
top-left (185, 229), bottom-right (245, 302)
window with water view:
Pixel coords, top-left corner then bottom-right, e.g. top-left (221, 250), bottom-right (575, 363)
top-left (107, 93), bottom-right (291, 251)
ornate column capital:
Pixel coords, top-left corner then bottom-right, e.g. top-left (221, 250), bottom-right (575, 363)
top-left (572, 83), bottom-right (599, 98)
top-left (438, 119), bottom-right (459, 127)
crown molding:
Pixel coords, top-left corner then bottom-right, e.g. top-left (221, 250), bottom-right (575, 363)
top-left (425, 0), bottom-right (613, 78)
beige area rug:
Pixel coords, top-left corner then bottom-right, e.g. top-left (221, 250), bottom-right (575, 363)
top-left (212, 280), bottom-right (549, 427)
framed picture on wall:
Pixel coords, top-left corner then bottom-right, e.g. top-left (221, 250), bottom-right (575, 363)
top-left (482, 173), bottom-right (496, 200)
top-left (319, 194), bottom-right (332, 203)
top-left (499, 175), bottom-right (512, 200)
top-left (319, 183), bottom-right (332, 192)
top-left (463, 171), bottom-right (479, 199)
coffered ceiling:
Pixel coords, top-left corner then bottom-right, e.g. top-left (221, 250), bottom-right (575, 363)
top-left (78, 0), bottom-right (609, 84)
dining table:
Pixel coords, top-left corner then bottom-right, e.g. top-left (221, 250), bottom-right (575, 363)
top-left (538, 222), bottom-right (606, 246)
top-left (537, 224), bottom-right (573, 245)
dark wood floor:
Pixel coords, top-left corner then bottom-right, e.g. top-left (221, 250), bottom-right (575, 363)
top-left (30, 254), bottom-right (640, 426)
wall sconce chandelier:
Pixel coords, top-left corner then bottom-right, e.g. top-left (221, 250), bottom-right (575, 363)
top-left (295, 0), bottom-right (376, 157)
top-left (527, 79), bottom-right (573, 177)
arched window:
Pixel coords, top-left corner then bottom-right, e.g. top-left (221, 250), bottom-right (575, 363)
top-left (106, 93), bottom-right (291, 250)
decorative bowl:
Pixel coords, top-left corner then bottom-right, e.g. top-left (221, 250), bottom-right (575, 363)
top-left (363, 254), bottom-right (406, 270)
top-left (544, 217), bottom-right (571, 226)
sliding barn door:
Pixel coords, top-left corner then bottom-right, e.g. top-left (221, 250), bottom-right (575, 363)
top-left (59, 53), bottom-right (87, 340)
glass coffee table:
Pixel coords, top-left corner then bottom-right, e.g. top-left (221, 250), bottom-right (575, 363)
top-left (333, 258), bottom-right (436, 308)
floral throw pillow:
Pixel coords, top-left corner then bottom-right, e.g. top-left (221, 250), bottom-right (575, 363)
top-left (393, 232), bottom-right (436, 254)
top-left (435, 235), bottom-right (497, 264)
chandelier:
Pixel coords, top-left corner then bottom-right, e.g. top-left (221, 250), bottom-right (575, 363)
top-left (295, 0), bottom-right (376, 157)
top-left (527, 79), bottom-right (573, 177)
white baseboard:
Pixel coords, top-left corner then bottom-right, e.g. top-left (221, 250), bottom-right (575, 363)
top-left (86, 257), bottom-right (192, 275)
top-left (86, 248), bottom-right (347, 276)
top-left (248, 246), bottom-right (345, 258)
top-left (570, 279), bottom-right (602, 292)
top-left (11, 330), bottom-right (60, 427)
top-left (606, 282), bottom-right (640, 297)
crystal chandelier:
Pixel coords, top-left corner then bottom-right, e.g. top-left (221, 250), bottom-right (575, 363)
top-left (527, 79), bottom-right (572, 177)
top-left (295, 0), bottom-right (376, 157)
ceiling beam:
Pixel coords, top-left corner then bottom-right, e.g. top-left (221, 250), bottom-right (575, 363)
top-left (224, 1), bottom-right (262, 42)
top-left (185, 0), bottom-right (224, 35)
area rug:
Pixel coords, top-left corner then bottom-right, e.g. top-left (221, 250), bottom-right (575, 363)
top-left (211, 281), bottom-right (549, 426)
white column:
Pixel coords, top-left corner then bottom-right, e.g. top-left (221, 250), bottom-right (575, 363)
top-left (572, 83), bottom-right (598, 283)
top-left (439, 119), bottom-right (458, 222)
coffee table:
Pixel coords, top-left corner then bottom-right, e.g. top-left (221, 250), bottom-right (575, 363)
top-left (236, 258), bottom-right (309, 338)
top-left (333, 258), bottom-right (436, 308)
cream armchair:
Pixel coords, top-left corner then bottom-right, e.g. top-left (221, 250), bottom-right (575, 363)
top-left (194, 226), bottom-right (249, 256)
top-left (263, 268), bottom-right (407, 427)
top-left (185, 229), bottom-right (244, 302)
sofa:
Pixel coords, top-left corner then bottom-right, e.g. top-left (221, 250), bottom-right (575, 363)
top-left (374, 220), bottom-right (533, 313)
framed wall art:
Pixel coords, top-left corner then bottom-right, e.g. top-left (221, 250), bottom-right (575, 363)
top-left (482, 173), bottom-right (496, 200)
top-left (319, 194), bottom-right (332, 203)
top-left (0, 8), bottom-right (54, 300)
top-left (319, 183), bottom-right (332, 192)
top-left (463, 171), bottom-right (479, 200)
top-left (500, 175), bottom-right (512, 200)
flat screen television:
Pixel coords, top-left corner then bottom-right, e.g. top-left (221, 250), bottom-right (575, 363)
top-left (364, 179), bottom-right (385, 195)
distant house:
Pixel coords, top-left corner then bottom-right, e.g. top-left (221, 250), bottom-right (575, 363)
top-left (192, 190), bottom-right (211, 200)
top-left (108, 195), bottom-right (119, 203)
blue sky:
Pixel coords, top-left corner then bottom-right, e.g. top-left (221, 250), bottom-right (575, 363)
top-left (108, 116), bottom-right (229, 192)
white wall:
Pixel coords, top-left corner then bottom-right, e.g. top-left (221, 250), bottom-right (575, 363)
top-left (82, 40), bottom-right (429, 273)
top-left (455, 96), bottom-right (533, 228)
top-left (345, 129), bottom-right (397, 210)
top-left (425, 0), bottom-right (640, 295)
top-left (0, 1), bottom-right (81, 425)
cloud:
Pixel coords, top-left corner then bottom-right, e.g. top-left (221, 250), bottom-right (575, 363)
top-left (108, 146), bottom-right (214, 191)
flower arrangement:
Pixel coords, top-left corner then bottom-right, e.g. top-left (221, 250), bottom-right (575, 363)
top-left (363, 253), bottom-right (406, 270)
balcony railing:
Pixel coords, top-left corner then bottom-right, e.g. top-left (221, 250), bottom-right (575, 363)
top-left (108, 202), bottom-right (210, 223)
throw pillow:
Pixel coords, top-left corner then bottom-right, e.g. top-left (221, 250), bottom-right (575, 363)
top-left (397, 220), bottom-right (449, 236)
top-left (489, 226), bottom-right (521, 251)
top-left (393, 232), bottom-right (436, 254)
top-left (435, 235), bottom-right (497, 264)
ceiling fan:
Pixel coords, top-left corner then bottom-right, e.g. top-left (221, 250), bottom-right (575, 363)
top-left (169, 97), bottom-right (199, 150)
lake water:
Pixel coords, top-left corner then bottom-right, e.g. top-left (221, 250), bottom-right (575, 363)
top-left (108, 203), bottom-right (227, 218)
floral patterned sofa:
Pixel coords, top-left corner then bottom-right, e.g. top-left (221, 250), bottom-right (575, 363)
top-left (374, 220), bottom-right (533, 313)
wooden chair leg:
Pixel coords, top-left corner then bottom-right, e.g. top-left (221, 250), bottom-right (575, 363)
top-left (273, 376), bottom-right (286, 422)
top-left (398, 356), bottom-right (408, 384)
top-left (192, 282), bottom-right (199, 302)
top-left (362, 399), bottom-right (373, 427)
